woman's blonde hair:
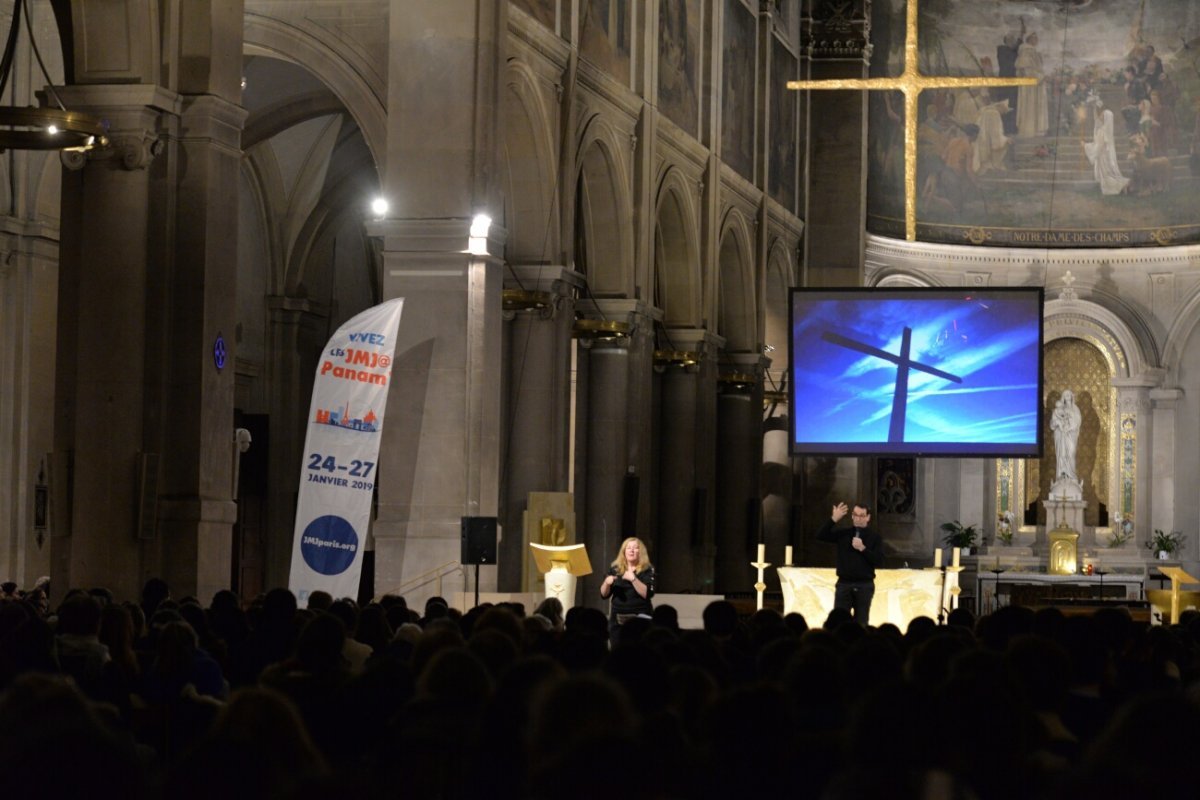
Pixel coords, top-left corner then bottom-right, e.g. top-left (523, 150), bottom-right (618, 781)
top-left (611, 537), bottom-right (652, 574)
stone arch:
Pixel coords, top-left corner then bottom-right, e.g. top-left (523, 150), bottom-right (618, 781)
top-left (244, 13), bottom-right (386, 173)
top-left (284, 149), bottom-right (381, 300)
top-left (1163, 285), bottom-right (1200, 382)
top-left (872, 270), bottom-right (934, 288)
top-left (714, 206), bottom-right (756, 350)
top-left (501, 59), bottom-right (558, 264)
top-left (574, 115), bottom-right (633, 295)
top-left (763, 237), bottom-right (792, 364)
top-left (1044, 299), bottom-right (1152, 381)
top-left (653, 167), bottom-right (701, 328)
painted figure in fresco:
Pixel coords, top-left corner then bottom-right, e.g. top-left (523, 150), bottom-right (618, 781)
top-left (995, 19), bottom-right (1025, 135)
top-left (973, 98), bottom-right (1011, 174)
top-left (1051, 390), bottom-right (1082, 483)
top-left (1014, 32), bottom-right (1049, 137)
top-left (922, 124), bottom-right (979, 215)
top-left (1082, 95), bottom-right (1130, 195)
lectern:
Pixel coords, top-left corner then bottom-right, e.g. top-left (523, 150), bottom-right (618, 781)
top-left (1147, 566), bottom-right (1200, 625)
top-left (530, 543), bottom-right (592, 607)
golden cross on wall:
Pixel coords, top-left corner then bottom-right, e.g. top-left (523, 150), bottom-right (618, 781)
top-left (789, 0), bottom-right (1037, 241)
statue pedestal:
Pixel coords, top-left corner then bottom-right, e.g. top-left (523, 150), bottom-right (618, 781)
top-left (1039, 499), bottom-right (1089, 552)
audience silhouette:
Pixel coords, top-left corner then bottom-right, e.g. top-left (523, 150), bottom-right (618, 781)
top-left (2, 577), bottom-right (1200, 799)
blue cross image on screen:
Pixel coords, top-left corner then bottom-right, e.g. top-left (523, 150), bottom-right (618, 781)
top-left (789, 288), bottom-right (1044, 457)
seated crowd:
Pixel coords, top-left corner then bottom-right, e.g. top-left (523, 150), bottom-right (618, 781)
top-left (1, 577), bottom-right (1199, 799)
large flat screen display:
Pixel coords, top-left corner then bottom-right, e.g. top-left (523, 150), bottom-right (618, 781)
top-left (789, 287), bottom-right (1044, 457)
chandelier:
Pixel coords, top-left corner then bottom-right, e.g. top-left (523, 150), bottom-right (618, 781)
top-left (0, 0), bottom-right (105, 152)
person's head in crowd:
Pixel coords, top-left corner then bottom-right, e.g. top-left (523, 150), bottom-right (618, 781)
top-left (947, 606), bottom-right (975, 630)
top-left (1, 581), bottom-right (18, 599)
top-left (0, 673), bottom-right (146, 796)
top-left (533, 597), bottom-right (564, 629)
top-left (468, 628), bottom-right (520, 680)
top-left (306, 590), bottom-right (333, 612)
top-left (152, 621), bottom-right (199, 683)
top-left (181, 603), bottom-right (223, 657)
top-left (164, 686), bottom-right (330, 799)
top-left (498, 601), bottom-right (527, 618)
top-left (22, 587), bottom-right (48, 617)
top-left (563, 606), bottom-right (608, 638)
top-left (210, 589), bottom-right (240, 615)
top-left (703, 600), bottom-right (739, 638)
top-left (823, 606), bottom-right (853, 631)
top-left (327, 600), bottom-right (359, 637)
top-left (141, 577), bottom-right (170, 618)
top-left (261, 587), bottom-right (298, 629)
top-left (423, 596), bottom-right (449, 623)
top-left (474, 606), bottom-right (523, 645)
top-left (651, 604), bottom-right (679, 631)
top-left (783, 612), bottom-right (809, 637)
top-left (56, 592), bottom-right (102, 638)
top-left (295, 613), bottom-right (348, 676)
top-left (355, 604), bottom-right (393, 651)
top-left (87, 587), bottom-right (114, 607)
top-left (393, 622), bottom-right (423, 646)
top-left (123, 601), bottom-right (147, 641)
top-left (98, 603), bottom-right (138, 668)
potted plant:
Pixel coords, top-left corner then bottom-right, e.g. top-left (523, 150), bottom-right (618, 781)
top-left (1146, 529), bottom-right (1185, 560)
top-left (1107, 514), bottom-right (1134, 548)
top-left (941, 520), bottom-right (979, 555)
top-left (995, 511), bottom-right (1015, 546)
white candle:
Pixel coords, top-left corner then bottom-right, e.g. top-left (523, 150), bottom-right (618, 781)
top-left (934, 548), bottom-right (943, 568)
top-left (952, 547), bottom-right (961, 568)
top-left (784, 545), bottom-right (793, 565)
top-left (757, 542), bottom-right (765, 563)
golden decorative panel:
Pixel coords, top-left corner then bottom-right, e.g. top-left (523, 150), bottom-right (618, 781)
top-left (1027, 339), bottom-right (1111, 526)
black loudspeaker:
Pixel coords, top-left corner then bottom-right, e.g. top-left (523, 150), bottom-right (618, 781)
top-left (621, 474), bottom-right (640, 534)
top-left (461, 517), bottom-right (498, 564)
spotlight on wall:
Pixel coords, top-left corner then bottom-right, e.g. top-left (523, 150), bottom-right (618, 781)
top-left (469, 213), bottom-right (492, 255)
top-left (370, 196), bottom-right (389, 218)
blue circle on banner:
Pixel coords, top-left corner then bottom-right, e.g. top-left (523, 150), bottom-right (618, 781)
top-left (300, 515), bottom-right (359, 575)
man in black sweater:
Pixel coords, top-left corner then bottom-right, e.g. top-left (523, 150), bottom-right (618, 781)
top-left (815, 501), bottom-right (885, 625)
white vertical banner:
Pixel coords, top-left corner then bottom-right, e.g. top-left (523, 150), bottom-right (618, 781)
top-left (288, 298), bottom-right (405, 602)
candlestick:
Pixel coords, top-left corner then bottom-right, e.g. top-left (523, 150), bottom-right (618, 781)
top-left (751, 544), bottom-right (770, 611)
top-left (784, 545), bottom-right (793, 566)
top-left (952, 547), bottom-right (961, 568)
top-left (934, 548), bottom-right (943, 568)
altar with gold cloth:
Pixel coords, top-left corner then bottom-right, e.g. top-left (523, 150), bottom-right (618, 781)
top-left (777, 567), bottom-right (958, 629)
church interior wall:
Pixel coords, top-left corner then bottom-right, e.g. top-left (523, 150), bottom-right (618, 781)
top-left (13, 0), bottom-right (1199, 605)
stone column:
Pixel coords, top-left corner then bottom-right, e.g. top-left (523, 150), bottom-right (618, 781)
top-left (713, 356), bottom-right (766, 593)
top-left (264, 298), bottom-right (330, 591)
top-left (654, 330), bottom-right (722, 593)
top-left (52, 85), bottom-right (180, 602)
top-left (1148, 386), bottom-right (1180, 545)
top-left (498, 265), bottom-right (582, 591)
top-left (368, 1), bottom-right (507, 609)
top-left (157, 90), bottom-right (247, 602)
top-left (51, 2), bottom-right (246, 602)
top-left (574, 301), bottom-right (657, 606)
top-left (800, 1), bottom-right (871, 286)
